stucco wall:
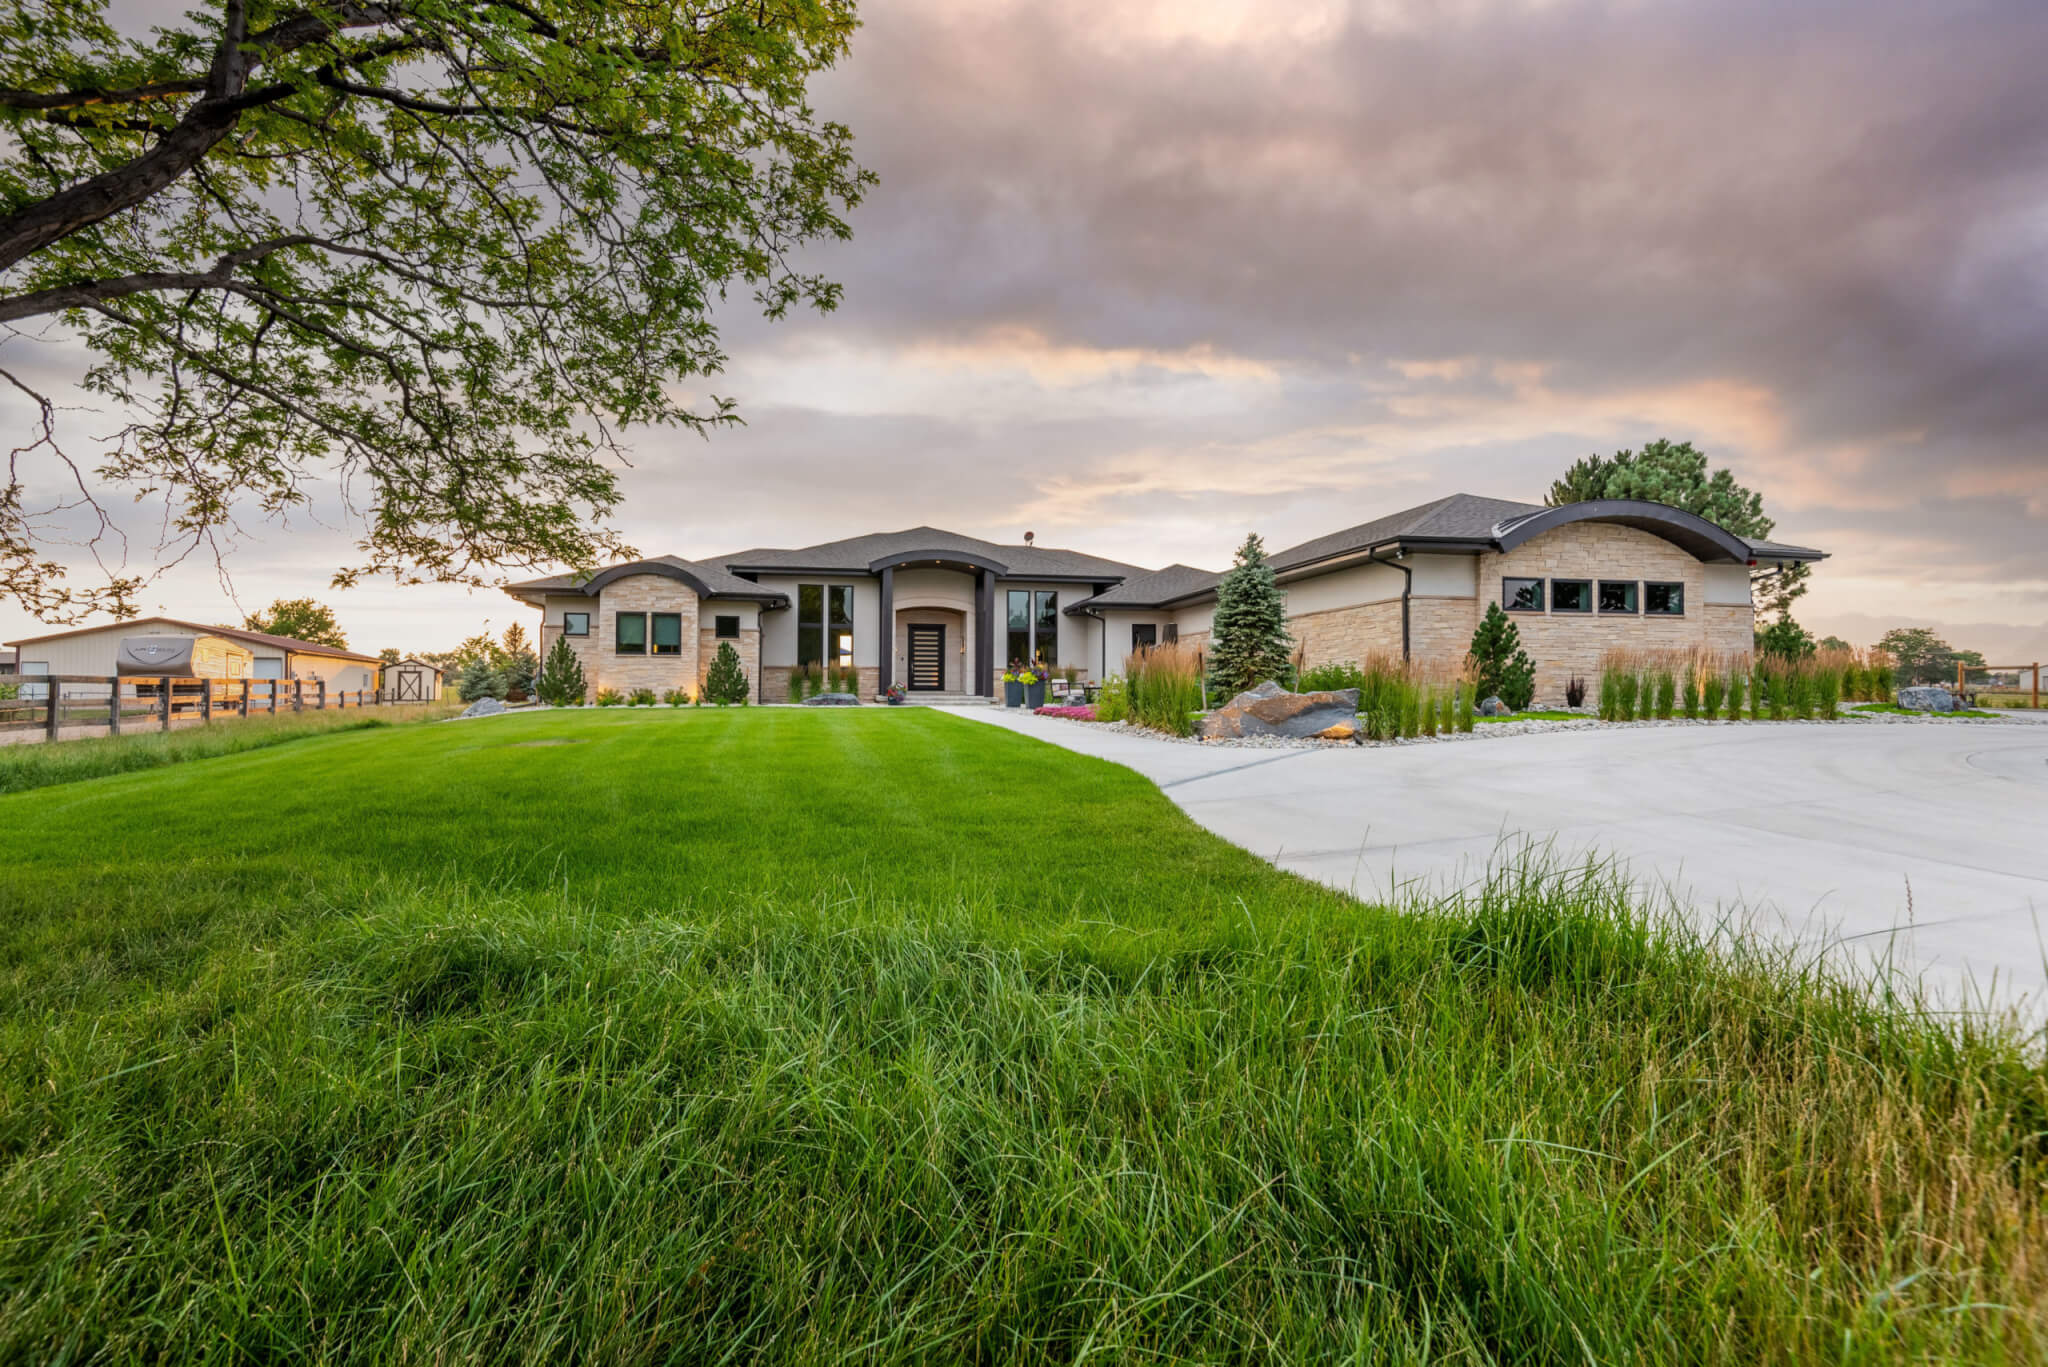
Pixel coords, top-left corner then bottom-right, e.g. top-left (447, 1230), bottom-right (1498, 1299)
top-left (895, 607), bottom-right (968, 692)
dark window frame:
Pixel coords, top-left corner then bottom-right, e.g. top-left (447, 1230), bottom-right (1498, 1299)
top-left (1033, 590), bottom-right (1059, 668)
top-left (714, 614), bottom-right (740, 640)
top-left (650, 612), bottom-right (683, 656)
top-left (1501, 577), bottom-right (1545, 613)
top-left (1550, 579), bottom-right (1592, 614)
top-left (563, 611), bottom-right (590, 637)
top-left (1164, 624), bottom-right (1179, 644)
top-left (1131, 623), bottom-right (1158, 649)
top-left (798, 583), bottom-right (855, 669)
top-left (615, 611), bottom-right (647, 654)
top-left (1597, 580), bottom-right (1640, 615)
top-left (1644, 581), bottom-right (1685, 616)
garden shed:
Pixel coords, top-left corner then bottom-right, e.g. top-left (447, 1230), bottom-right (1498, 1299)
top-left (386, 658), bottom-right (443, 702)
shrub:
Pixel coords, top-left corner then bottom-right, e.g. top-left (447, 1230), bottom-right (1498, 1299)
top-left (1702, 673), bottom-right (1725, 719)
top-left (1438, 686), bottom-right (1455, 734)
top-left (1725, 667), bottom-right (1745, 719)
top-left (1617, 670), bottom-right (1639, 722)
top-left (1094, 675), bottom-right (1130, 724)
top-left (1564, 675), bottom-right (1586, 709)
top-left (628, 687), bottom-right (657, 707)
top-left (705, 642), bottom-right (750, 706)
top-left (1654, 671), bottom-right (1676, 720)
top-left (1298, 661), bottom-right (1367, 693)
top-left (662, 688), bottom-right (690, 706)
top-left (594, 688), bottom-right (624, 707)
top-left (1455, 682), bottom-right (1474, 733)
top-left (457, 656), bottom-right (507, 703)
top-left (1125, 643), bottom-right (1204, 736)
top-left (535, 636), bottom-right (587, 706)
top-left (1597, 664), bottom-right (1619, 721)
top-left (1034, 705), bottom-right (1097, 721)
top-left (1680, 665), bottom-right (1697, 719)
top-left (1469, 603), bottom-right (1535, 712)
top-left (1815, 669), bottom-right (1839, 720)
top-left (1400, 689), bottom-right (1421, 739)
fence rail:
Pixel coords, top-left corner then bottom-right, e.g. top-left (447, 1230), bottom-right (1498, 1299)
top-left (1960, 661), bottom-right (2041, 709)
top-left (0, 676), bottom-right (397, 745)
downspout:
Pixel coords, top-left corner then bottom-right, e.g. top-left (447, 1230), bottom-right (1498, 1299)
top-left (1368, 544), bottom-right (1414, 661)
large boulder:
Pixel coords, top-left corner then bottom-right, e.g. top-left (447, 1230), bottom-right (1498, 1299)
top-left (803, 692), bottom-right (862, 707)
top-left (1896, 685), bottom-right (1957, 713)
top-left (1200, 680), bottom-right (1361, 741)
top-left (459, 696), bottom-right (507, 718)
top-left (1477, 695), bottom-right (1510, 717)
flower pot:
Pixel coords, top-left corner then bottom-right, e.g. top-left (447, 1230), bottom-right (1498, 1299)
top-left (887, 695), bottom-right (904, 706)
top-left (1004, 681), bottom-right (1024, 707)
top-left (1025, 682), bottom-right (1047, 709)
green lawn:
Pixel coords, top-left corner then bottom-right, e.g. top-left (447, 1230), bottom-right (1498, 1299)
top-left (1, 708), bottom-right (2043, 1363)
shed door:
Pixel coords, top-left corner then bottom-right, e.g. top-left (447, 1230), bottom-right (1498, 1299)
top-left (395, 669), bottom-right (423, 702)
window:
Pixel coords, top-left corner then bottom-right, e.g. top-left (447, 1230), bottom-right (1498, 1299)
top-left (1131, 623), bottom-right (1158, 649)
top-left (1597, 581), bottom-right (1639, 614)
top-left (1550, 579), bottom-right (1592, 614)
top-left (799, 584), bottom-right (855, 668)
top-left (1006, 589), bottom-right (1031, 667)
top-left (714, 615), bottom-right (740, 639)
top-left (1164, 624), bottom-right (1179, 644)
top-left (1034, 591), bottom-right (1059, 667)
top-left (651, 612), bottom-right (682, 655)
top-left (563, 611), bottom-right (589, 637)
top-left (1502, 577), bottom-right (1544, 612)
top-left (1645, 582), bottom-right (1685, 616)
top-left (615, 612), bottom-right (647, 654)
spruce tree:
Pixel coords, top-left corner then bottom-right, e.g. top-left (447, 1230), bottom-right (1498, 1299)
top-left (1208, 533), bottom-right (1293, 697)
top-left (1468, 602), bottom-right (1536, 711)
top-left (704, 641), bottom-right (750, 705)
top-left (457, 656), bottom-right (507, 703)
top-left (536, 635), bottom-right (587, 706)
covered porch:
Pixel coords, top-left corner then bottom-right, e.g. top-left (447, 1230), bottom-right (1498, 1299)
top-left (872, 551), bottom-right (997, 699)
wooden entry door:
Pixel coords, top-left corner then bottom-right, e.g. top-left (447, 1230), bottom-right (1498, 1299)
top-left (907, 624), bottom-right (945, 691)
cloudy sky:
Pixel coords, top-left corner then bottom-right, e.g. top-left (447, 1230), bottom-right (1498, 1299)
top-left (5, 0), bottom-right (2046, 658)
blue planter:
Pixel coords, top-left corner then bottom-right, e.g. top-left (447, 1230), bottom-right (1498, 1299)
top-left (1004, 681), bottom-right (1024, 707)
top-left (1025, 682), bottom-right (1047, 709)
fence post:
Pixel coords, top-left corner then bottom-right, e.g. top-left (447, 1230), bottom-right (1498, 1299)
top-left (200, 680), bottom-right (213, 724)
top-left (108, 676), bottom-right (121, 735)
top-left (44, 680), bottom-right (60, 742)
top-left (240, 679), bottom-right (250, 718)
top-left (158, 676), bottom-right (171, 731)
top-left (2033, 662), bottom-right (2040, 711)
top-left (317, 679), bottom-right (327, 711)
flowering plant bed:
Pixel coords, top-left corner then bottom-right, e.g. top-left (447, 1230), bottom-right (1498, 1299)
top-left (1034, 704), bottom-right (1097, 721)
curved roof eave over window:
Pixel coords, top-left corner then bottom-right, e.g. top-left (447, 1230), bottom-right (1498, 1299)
top-left (1490, 500), bottom-right (1755, 563)
top-left (580, 560), bottom-right (787, 605)
top-left (866, 548), bottom-right (1012, 576)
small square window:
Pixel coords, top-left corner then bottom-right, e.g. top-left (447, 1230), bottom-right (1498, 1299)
top-left (1131, 623), bottom-right (1158, 648)
top-left (1598, 581), bottom-right (1639, 614)
top-left (714, 615), bottom-right (740, 639)
top-left (1645, 582), bottom-right (1685, 616)
top-left (1502, 577), bottom-right (1544, 612)
top-left (1163, 624), bottom-right (1179, 644)
top-left (563, 612), bottom-right (589, 636)
top-left (1551, 580), bottom-right (1592, 613)
top-left (651, 612), bottom-right (682, 655)
top-left (615, 612), bottom-right (646, 654)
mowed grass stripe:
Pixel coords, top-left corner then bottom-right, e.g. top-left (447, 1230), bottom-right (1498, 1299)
top-left (0, 707), bottom-right (2041, 1363)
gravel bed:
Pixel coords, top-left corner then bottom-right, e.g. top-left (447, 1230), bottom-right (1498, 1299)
top-left (1051, 704), bottom-right (2013, 751)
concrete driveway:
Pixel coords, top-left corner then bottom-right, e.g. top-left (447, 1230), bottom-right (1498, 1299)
top-left (945, 708), bottom-right (2048, 1009)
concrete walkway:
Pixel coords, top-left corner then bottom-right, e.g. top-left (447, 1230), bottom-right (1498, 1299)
top-left (942, 707), bottom-right (2048, 1009)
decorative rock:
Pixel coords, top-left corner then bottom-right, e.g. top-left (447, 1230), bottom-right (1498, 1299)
top-left (1477, 695), bottom-right (1510, 717)
top-left (459, 697), bottom-right (507, 718)
top-left (1895, 685), bottom-right (1956, 713)
top-left (1200, 680), bottom-right (1361, 740)
top-left (803, 692), bottom-right (862, 707)
top-left (1314, 720), bottom-right (1358, 742)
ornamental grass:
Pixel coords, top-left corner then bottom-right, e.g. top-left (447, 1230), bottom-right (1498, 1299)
top-left (1124, 642), bottom-right (1206, 737)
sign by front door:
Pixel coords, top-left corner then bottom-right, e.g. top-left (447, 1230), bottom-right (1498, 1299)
top-left (907, 624), bottom-right (945, 691)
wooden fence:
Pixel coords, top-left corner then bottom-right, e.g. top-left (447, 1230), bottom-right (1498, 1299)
top-left (1960, 661), bottom-right (2041, 708)
top-left (0, 675), bottom-right (396, 744)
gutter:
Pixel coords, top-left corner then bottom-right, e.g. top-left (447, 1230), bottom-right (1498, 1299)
top-left (1366, 543), bottom-right (1414, 661)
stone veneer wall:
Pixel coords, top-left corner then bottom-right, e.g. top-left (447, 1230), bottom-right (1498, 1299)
top-left (1288, 600), bottom-right (1403, 670)
top-left (576, 573), bottom-right (699, 697)
top-left (695, 627), bottom-right (761, 700)
top-left (768, 663), bottom-right (880, 703)
top-left (1475, 523), bottom-right (1747, 706)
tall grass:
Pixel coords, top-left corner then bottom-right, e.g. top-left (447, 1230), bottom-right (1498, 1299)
top-left (0, 702), bottom-right (457, 795)
top-left (1124, 641), bottom-right (1205, 736)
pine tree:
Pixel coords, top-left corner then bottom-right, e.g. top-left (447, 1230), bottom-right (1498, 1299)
top-left (457, 656), bottom-right (507, 703)
top-left (704, 641), bottom-right (750, 705)
top-left (1208, 533), bottom-right (1293, 697)
top-left (1468, 602), bottom-right (1536, 711)
top-left (536, 635), bottom-right (587, 706)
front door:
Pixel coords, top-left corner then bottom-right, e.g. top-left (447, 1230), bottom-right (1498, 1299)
top-left (907, 624), bottom-right (945, 691)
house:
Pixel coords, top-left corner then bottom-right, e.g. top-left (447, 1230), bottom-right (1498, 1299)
top-left (503, 496), bottom-right (1826, 706)
top-left (3, 616), bottom-right (384, 695)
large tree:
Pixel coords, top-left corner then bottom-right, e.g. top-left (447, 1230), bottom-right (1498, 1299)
top-left (242, 594), bottom-right (346, 647)
top-left (1877, 627), bottom-right (1986, 686)
top-left (1207, 532), bottom-right (1292, 697)
top-left (0, 1), bottom-right (870, 623)
top-left (1546, 438), bottom-right (1808, 623)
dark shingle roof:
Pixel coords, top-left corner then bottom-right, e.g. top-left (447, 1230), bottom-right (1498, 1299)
top-left (1742, 537), bottom-right (1828, 560)
top-left (718, 526), bottom-right (1145, 580)
top-left (505, 554), bottom-right (783, 601)
top-left (1065, 564), bottom-right (1220, 613)
top-left (1266, 494), bottom-right (1543, 572)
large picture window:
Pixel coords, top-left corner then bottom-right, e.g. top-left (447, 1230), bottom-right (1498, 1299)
top-left (1502, 577), bottom-right (1544, 612)
top-left (651, 613), bottom-right (682, 655)
top-left (615, 612), bottom-right (647, 654)
top-left (798, 584), bottom-right (855, 668)
top-left (1550, 580), bottom-right (1592, 614)
top-left (1645, 582), bottom-right (1685, 616)
top-left (1598, 581), bottom-right (1639, 614)
top-left (1034, 591), bottom-right (1059, 667)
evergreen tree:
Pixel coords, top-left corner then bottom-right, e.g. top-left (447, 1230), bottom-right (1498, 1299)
top-left (1468, 603), bottom-right (1536, 711)
top-left (457, 656), bottom-right (507, 703)
top-left (704, 641), bottom-right (750, 706)
top-left (536, 636), bottom-right (586, 706)
top-left (1208, 533), bottom-right (1293, 696)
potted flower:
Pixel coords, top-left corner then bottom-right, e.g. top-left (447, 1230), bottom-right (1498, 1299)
top-left (886, 682), bottom-right (907, 706)
top-left (1002, 664), bottom-right (1025, 708)
top-left (1020, 668), bottom-right (1045, 709)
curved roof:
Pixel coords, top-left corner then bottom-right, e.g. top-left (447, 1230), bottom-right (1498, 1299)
top-left (505, 555), bottom-right (788, 606)
top-left (867, 547), bottom-right (1011, 576)
top-left (1490, 499), bottom-right (1756, 563)
top-left (720, 525), bottom-right (1143, 580)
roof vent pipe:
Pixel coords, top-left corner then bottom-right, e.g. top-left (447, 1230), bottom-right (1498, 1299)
top-left (1024, 531), bottom-right (1035, 546)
